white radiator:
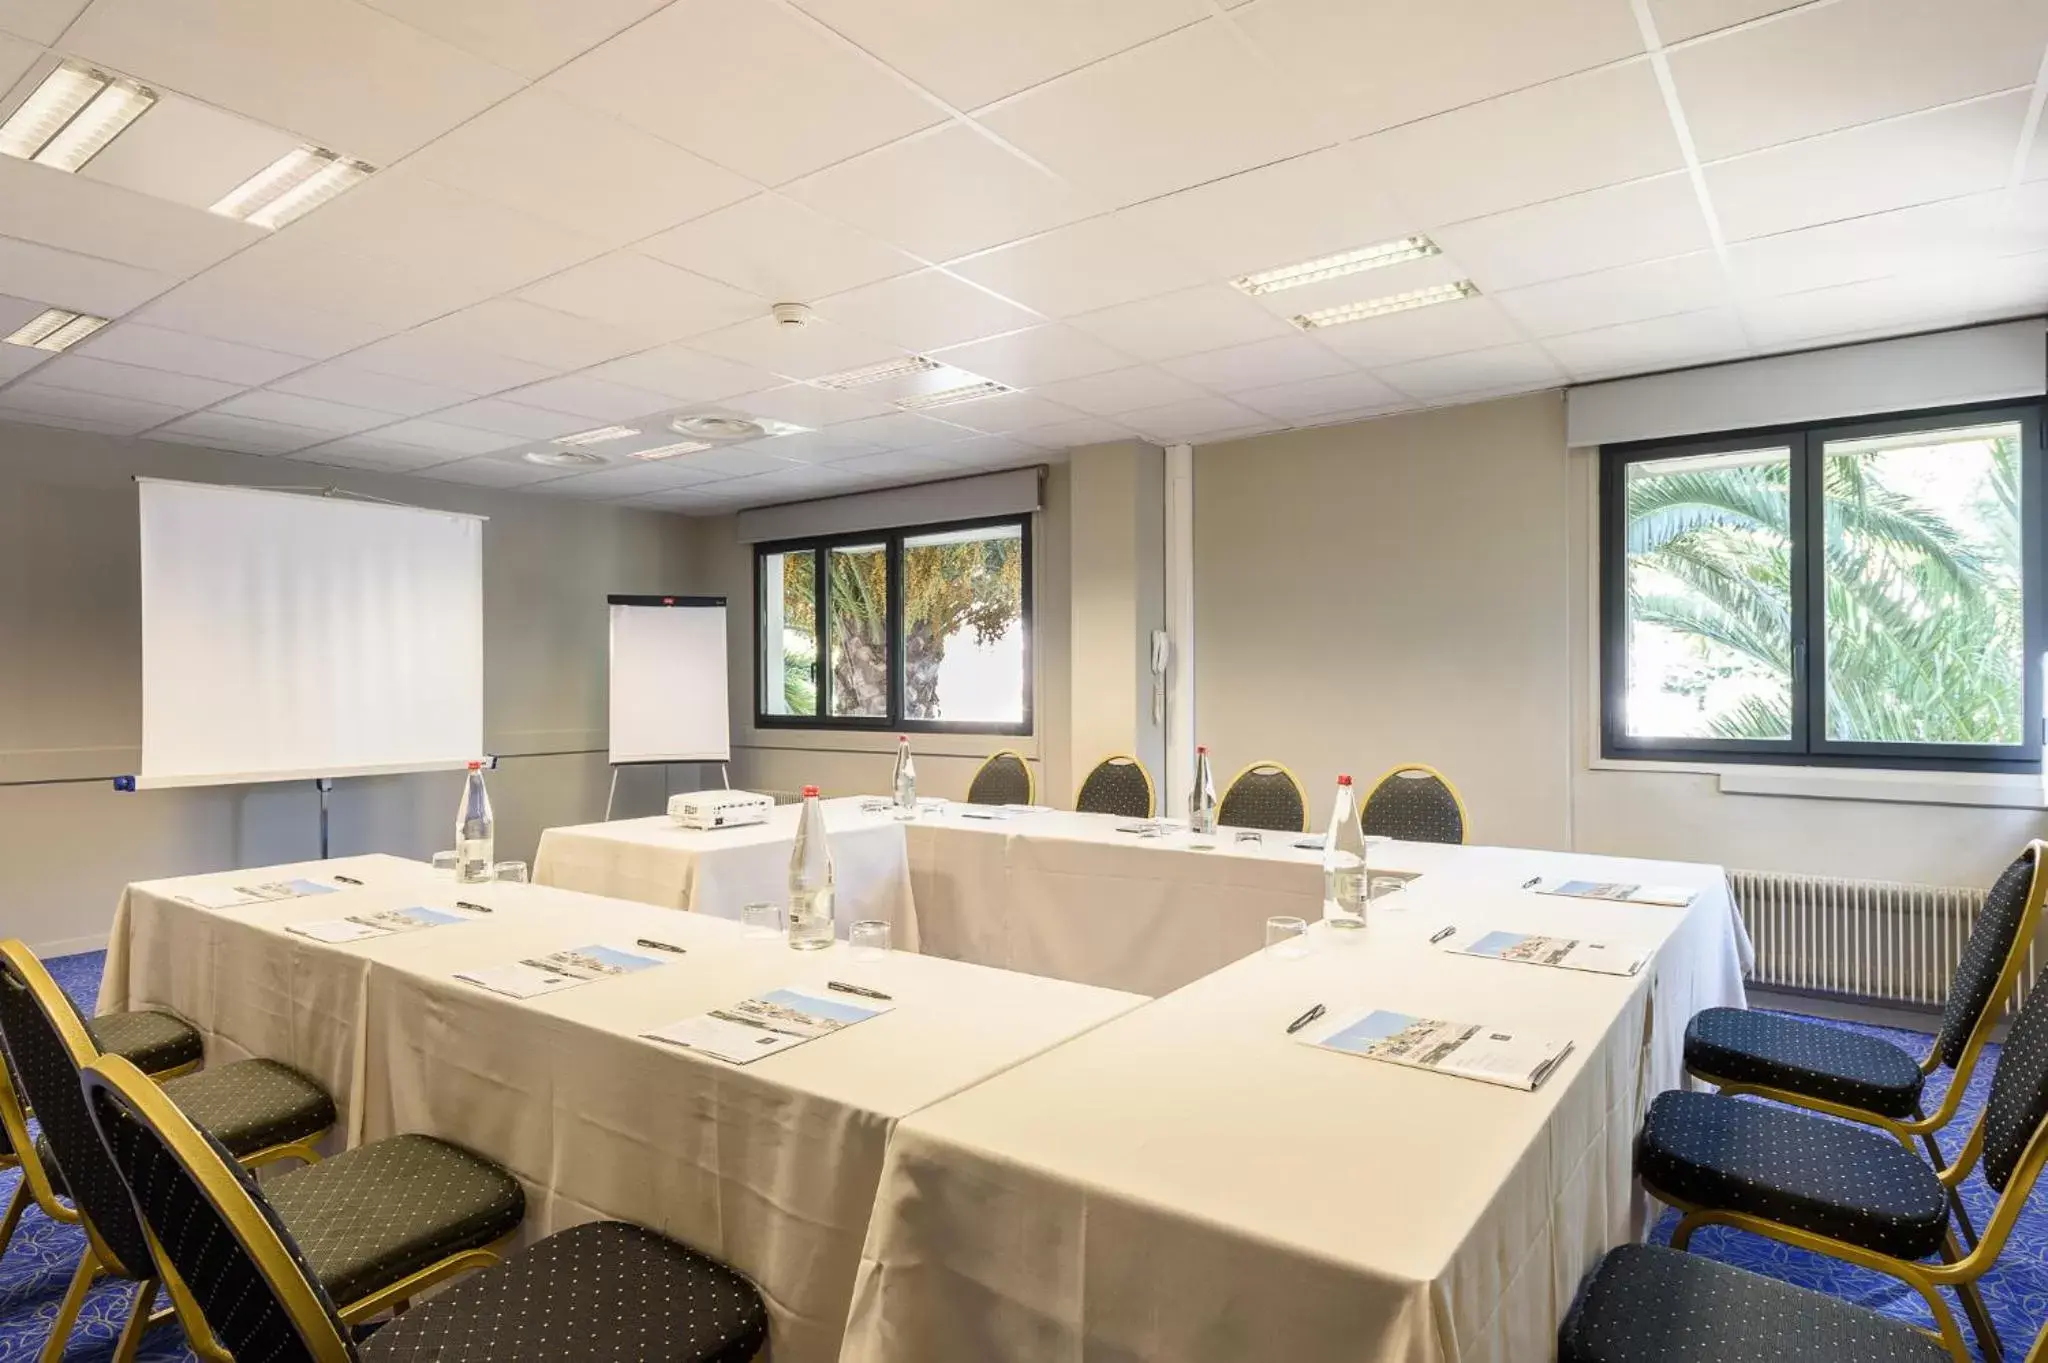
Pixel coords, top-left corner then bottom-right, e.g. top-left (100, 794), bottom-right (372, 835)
top-left (1729, 869), bottom-right (2038, 1013)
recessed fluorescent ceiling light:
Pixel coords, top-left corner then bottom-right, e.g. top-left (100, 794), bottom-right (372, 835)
top-left (1292, 280), bottom-right (1480, 330)
top-left (553, 425), bottom-right (640, 446)
top-left (1232, 235), bottom-right (1441, 296)
top-left (4, 307), bottom-right (109, 351)
top-left (210, 146), bottom-right (375, 230)
top-left (629, 440), bottom-right (714, 461)
top-left (893, 379), bottom-right (1013, 410)
top-left (0, 62), bottom-right (155, 172)
top-left (523, 448), bottom-right (607, 468)
top-left (815, 355), bottom-right (942, 390)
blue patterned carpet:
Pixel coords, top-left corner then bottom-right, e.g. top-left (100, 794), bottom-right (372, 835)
top-left (1, 956), bottom-right (2042, 1359)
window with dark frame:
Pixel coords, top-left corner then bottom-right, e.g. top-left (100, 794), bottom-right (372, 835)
top-left (755, 515), bottom-right (1033, 735)
top-left (1600, 400), bottom-right (2045, 772)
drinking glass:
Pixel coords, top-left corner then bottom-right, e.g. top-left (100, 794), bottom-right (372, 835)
top-left (1265, 915), bottom-right (1310, 959)
top-left (493, 861), bottom-right (529, 884)
top-left (741, 902), bottom-right (781, 939)
top-left (850, 920), bottom-right (892, 960)
top-left (431, 850), bottom-right (459, 877)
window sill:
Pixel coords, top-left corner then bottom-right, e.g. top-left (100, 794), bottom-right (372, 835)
top-left (738, 728), bottom-right (1039, 761)
top-left (1587, 756), bottom-right (2048, 809)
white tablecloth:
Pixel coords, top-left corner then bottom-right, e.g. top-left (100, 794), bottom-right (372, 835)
top-left (533, 800), bottom-right (919, 949)
top-left (842, 848), bottom-right (1751, 1363)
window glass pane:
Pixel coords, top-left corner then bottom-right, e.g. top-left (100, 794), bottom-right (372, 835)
top-left (1622, 446), bottom-right (1795, 740)
top-left (902, 522), bottom-right (1026, 723)
top-left (1821, 421), bottom-right (2025, 746)
top-left (759, 549), bottom-right (816, 717)
top-left (827, 542), bottom-right (889, 718)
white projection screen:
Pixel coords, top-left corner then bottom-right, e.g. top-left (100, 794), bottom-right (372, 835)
top-left (608, 595), bottom-right (731, 765)
top-left (138, 478), bottom-right (485, 788)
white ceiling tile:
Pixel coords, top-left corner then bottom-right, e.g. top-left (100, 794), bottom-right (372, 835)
top-left (192, 235), bottom-right (495, 337)
top-left (789, 0), bottom-right (1208, 109)
top-left (153, 409), bottom-right (335, 451)
top-left (832, 448), bottom-right (972, 481)
top-left (27, 354), bottom-right (240, 409)
top-left (641, 193), bottom-right (918, 302)
top-left (1117, 394), bottom-right (1270, 443)
top-left (1739, 273), bottom-right (1986, 350)
top-left (1542, 307), bottom-right (1751, 380)
top-left (286, 438), bottom-right (458, 473)
top-left (0, 381), bottom-right (187, 433)
top-left (1432, 174), bottom-right (1713, 290)
top-left (408, 299), bottom-right (653, 371)
top-left (355, 0), bottom-right (670, 79)
top-left (645, 445), bottom-right (803, 479)
top-left (1024, 416), bottom-right (1144, 449)
top-left (543, 0), bottom-right (947, 185)
top-left (1159, 335), bottom-right (1354, 392)
top-left (939, 391), bottom-right (1082, 435)
top-left (75, 322), bottom-right (309, 386)
top-left (1669, 0), bottom-right (2048, 160)
top-left (823, 411), bottom-right (976, 451)
top-left (1112, 145), bottom-right (1416, 283)
top-left (1707, 92), bottom-right (2030, 242)
top-left (1, 0), bottom-right (86, 44)
top-left (928, 325), bottom-right (1130, 388)
top-left (785, 122), bottom-right (1099, 263)
top-left (927, 434), bottom-right (1048, 468)
top-left (0, 406), bottom-right (161, 437)
top-left (723, 384), bottom-right (897, 428)
top-left (212, 390), bottom-right (392, 435)
top-left (430, 398), bottom-right (595, 440)
top-left (1725, 191), bottom-right (2048, 298)
top-left (947, 214), bottom-right (1213, 318)
top-left (733, 426), bottom-right (887, 464)
top-left (584, 344), bottom-right (780, 402)
top-left (815, 270), bottom-right (1041, 352)
top-left (1234, 0), bottom-right (1643, 136)
top-left (526, 461), bottom-right (731, 499)
top-left (266, 363), bottom-right (471, 416)
top-left (1231, 371), bottom-right (1406, 421)
top-left (1306, 295), bottom-right (1527, 367)
top-left (1374, 341), bottom-right (1566, 401)
top-left (518, 253), bottom-right (765, 341)
top-left (398, 88), bottom-right (757, 249)
top-left (364, 419), bottom-right (519, 456)
top-left (1492, 252), bottom-right (1731, 337)
top-left (627, 484), bottom-right (745, 513)
top-left (130, 281), bottom-right (391, 359)
top-left (0, 292), bottom-right (43, 334)
top-left (1353, 60), bottom-right (1684, 228)
top-left (417, 456), bottom-right (579, 487)
top-left (1649, 0), bottom-right (1807, 43)
top-left (979, 19), bottom-right (1334, 208)
top-left (328, 333), bottom-right (555, 396)
top-left (0, 31), bottom-right (38, 89)
top-left (1068, 285), bottom-right (1297, 361)
top-left (0, 233), bottom-right (176, 317)
top-left (77, 94), bottom-right (298, 215)
top-left (499, 374), bottom-right (687, 423)
top-left (0, 345), bottom-right (51, 382)
top-left (690, 314), bottom-right (902, 381)
top-left (63, 0), bottom-right (524, 163)
top-left (1034, 365), bottom-right (1208, 416)
top-left (2030, 128), bottom-right (2048, 183)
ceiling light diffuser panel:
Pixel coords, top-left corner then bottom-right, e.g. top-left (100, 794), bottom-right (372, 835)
top-left (1292, 281), bottom-right (1481, 330)
top-left (0, 62), bottom-right (155, 172)
top-left (1232, 236), bottom-right (1442, 296)
top-left (210, 145), bottom-right (375, 229)
top-left (893, 379), bottom-right (1015, 410)
top-left (4, 308), bottom-right (110, 351)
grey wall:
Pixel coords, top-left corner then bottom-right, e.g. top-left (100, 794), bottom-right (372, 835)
top-left (0, 420), bottom-right (705, 954)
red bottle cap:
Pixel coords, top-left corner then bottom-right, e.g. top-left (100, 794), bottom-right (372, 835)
top-left (1196, 744), bottom-right (1208, 754)
top-left (802, 785), bottom-right (820, 798)
top-left (1337, 774), bottom-right (1352, 785)
top-left (467, 760), bottom-right (482, 770)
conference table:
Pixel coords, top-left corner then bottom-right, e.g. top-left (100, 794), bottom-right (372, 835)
top-left (841, 847), bottom-right (1748, 1363)
top-left (97, 859), bottom-right (1143, 1362)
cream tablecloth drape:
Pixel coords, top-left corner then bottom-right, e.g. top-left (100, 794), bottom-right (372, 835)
top-left (842, 849), bottom-right (1750, 1363)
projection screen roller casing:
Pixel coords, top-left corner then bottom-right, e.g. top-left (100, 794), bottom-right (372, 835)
top-left (138, 478), bottom-right (485, 788)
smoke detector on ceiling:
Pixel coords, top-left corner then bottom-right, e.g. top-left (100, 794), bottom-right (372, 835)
top-left (521, 448), bottom-right (608, 468)
top-left (670, 414), bottom-right (767, 442)
top-left (771, 302), bottom-right (812, 329)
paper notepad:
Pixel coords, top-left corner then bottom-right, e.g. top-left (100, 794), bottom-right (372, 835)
top-left (287, 906), bottom-right (465, 944)
top-left (1441, 928), bottom-right (1646, 977)
top-left (179, 878), bottom-right (340, 910)
top-left (1529, 877), bottom-right (1695, 908)
top-left (457, 944), bottom-right (662, 1000)
top-left (1301, 1008), bottom-right (1574, 1091)
top-left (643, 987), bottom-right (893, 1065)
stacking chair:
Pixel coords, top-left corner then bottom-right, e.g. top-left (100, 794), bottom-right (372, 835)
top-left (1075, 755), bottom-right (1155, 819)
top-left (967, 749), bottom-right (1035, 805)
top-left (1217, 761), bottom-right (1308, 833)
top-left (1636, 942), bottom-right (2048, 1363)
top-left (84, 1051), bottom-right (771, 1361)
top-left (1360, 764), bottom-right (1468, 844)
top-left (1684, 841), bottom-right (2047, 1246)
top-left (1, 961), bottom-right (205, 1261)
top-left (0, 939), bottom-right (515, 1362)
top-left (1559, 1243), bottom-right (2048, 1362)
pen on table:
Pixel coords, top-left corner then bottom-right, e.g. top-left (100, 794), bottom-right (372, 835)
top-left (454, 900), bottom-right (492, 914)
top-left (332, 874), bottom-right (364, 886)
top-left (636, 938), bottom-right (687, 955)
top-left (828, 981), bottom-right (892, 1001)
top-left (1285, 1002), bottom-right (1326, 1035)
top-left (1519, 875), bottom-right (1542, 890)
top-left (1428, 925), bottom-right (1457, 945)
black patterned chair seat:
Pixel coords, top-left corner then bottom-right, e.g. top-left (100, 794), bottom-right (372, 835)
top-left (265, 1133), bottom-right (525, 1306)
top-left (161, 1058), bottom-right (336, 1155)
top-left (967, 751), bottom-right (1033, 806)
top-left (86, 1009), bottom-right (204, 1075)
top-left (1076, 758), bottom-right (1154, 819)
top-left (1361, 768), bottom-right (1465, 844)
top-left (1560, 1244), bottom-right (1950, 1362)
top-left (1637, 1090), bottom-right (1948, 1260)
top-left (1684, 1008), bottom-right (1925, 1118)
top-left (1217, 766), bottom-right (1306, 833)
top-left (362, 1220), bottom-right (768, 1362)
